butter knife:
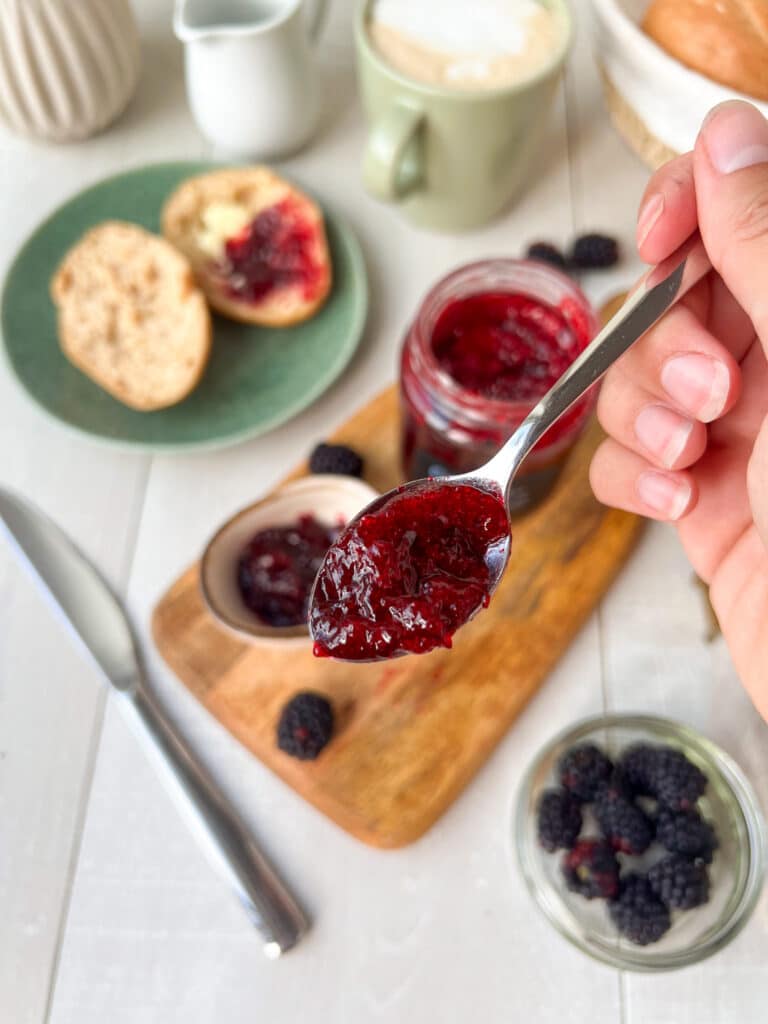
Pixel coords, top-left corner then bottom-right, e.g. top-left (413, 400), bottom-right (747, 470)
top-left (0, 486), bottom-right (309, 957)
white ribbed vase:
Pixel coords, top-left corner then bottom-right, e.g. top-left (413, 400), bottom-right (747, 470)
top-left (0, 0), bottom-right (140, 142)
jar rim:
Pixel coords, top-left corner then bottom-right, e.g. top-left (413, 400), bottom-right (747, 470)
top-left (408, 257), bottom-right (600, 420)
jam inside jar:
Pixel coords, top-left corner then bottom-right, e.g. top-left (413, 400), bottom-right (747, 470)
top-left (399, 260), bottom-right (600, 514)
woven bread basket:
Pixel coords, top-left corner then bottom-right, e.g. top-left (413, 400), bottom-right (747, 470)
top-left (591, 0), bottom-right (768, 171)
top-left (599, 67), bottom-right (678, 170)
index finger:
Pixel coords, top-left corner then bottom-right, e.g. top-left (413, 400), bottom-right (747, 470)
top-left (637, 152), bottom-right (698, 264)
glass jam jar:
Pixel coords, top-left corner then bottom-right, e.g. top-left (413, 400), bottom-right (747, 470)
top-left (399, 259), bottom-right (600, 515)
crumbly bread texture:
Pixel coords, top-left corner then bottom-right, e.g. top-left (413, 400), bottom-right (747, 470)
top-left (51, 221), bottom-right (212, 411)
top-left (643, 0), bottom-right (768, 101)
top-left (160, 167), bottom-right (332, 327)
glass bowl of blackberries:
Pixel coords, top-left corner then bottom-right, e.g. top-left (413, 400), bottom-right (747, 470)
top-left (515, 714), bottom-right (766, 971)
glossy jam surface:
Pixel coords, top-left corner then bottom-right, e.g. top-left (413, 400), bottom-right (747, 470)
top-left (221, 197), bottom-right (324, 304)
top-left (432, 291), bottom-right (582, 401)
top-left (310, 482), bottom-right (510, 661)
top-left (401, 286), bottom-right (596, 512)
top-left (237, 515), bottom-right (339, 628)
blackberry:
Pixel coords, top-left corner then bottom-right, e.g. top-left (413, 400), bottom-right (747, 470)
top-left (648, 854), bottom-right (710, 910)
top-left (536, 788), bottom-right (583, 852)
top-left (656, 806), bottom-right (718, 864)
top-left (621, 744), bottom-right (707, 809)
top-left (609, 873), bottom-right (671, 946)
top-left (558, 743), bottom-right (614, 801)
top-left (570, 233), bottom-right (620, 270)
top-left (620, 744), bottom-right (662, 796)
top-left (309, 443), bottom-right (364, 478)
top-left (277, 692), bottom-right (334, 760)
top-left (525, 242), bottom-right (568, 271)
top-left (596, 766), bottom-right (634, 801)
top-left (653, 749), bottom-right (707, 810)
top-left (594, 772), bottom-right (653, 854)
top-left (562, 840), bottom-right (620, 900)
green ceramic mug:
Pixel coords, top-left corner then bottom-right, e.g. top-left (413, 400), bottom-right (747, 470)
top-left (355, 0), bottom-right (573, 232)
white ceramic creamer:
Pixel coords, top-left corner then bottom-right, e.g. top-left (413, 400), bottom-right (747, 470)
top-left (174, 0), bottom-right (328, 157)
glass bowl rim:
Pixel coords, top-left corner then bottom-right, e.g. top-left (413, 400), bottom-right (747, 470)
top-left (513, 712), bottom-right (767, 972)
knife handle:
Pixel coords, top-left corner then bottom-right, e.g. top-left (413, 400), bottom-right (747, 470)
top-left (118, 684), bottom-right (309, 957)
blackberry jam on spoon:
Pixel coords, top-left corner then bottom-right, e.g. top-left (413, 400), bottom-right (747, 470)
top-left (310, 234), bottom-right (711, 662)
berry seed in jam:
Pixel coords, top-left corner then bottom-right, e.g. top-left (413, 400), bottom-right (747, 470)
top-left (220, 197), bottom-right (324, 305)
top-left (431, 291), bottom-right (582, 402)
top-left (309, 481), bottom-right (510, 662)
top-left (237, 515), bottom-right (339, 628)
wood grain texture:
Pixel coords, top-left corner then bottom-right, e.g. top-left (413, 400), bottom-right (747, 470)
top-left (153, 386), bottom-right (642, 848)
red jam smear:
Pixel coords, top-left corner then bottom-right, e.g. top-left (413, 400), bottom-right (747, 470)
top-left (309, 481), bottom-right (510, 661)
top-left (221, 197), bottom-right (324, 304)
top-left (432, 291), bottom-right (584, 402)
top-left (237, 515), bottom-right (339, 628)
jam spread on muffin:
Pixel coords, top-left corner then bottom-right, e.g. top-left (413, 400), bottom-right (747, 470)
top-left (220, 197), bottom-right (327, 304)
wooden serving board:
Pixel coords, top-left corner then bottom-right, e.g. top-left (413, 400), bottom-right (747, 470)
top-left (153, 386), bottom-right (643, 848)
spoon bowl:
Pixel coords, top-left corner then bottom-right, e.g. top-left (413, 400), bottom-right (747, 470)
top-left (309, 476), bottom-right (510, 661)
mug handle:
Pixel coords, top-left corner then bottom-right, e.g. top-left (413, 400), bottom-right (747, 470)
top-left (363, 102), bottom-right (424, 202)
top-left (307, 0), bottom-right (329, 42)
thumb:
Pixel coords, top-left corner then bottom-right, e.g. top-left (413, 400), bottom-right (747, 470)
top-left (694, 101), bottom-right (768, 351)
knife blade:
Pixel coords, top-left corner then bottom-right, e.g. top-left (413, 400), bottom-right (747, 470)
top-left (0, 486), bottom-right (310, 957)
top-left (0, 487), bottom-right (139, 690)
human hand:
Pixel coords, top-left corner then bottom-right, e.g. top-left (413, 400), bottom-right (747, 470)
top-left (589, 101), bottom-right (768, 719)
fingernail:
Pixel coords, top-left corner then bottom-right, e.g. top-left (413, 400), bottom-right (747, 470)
top-left (703, 101), bottom-right (768, 174)
top-left (636, 471), bottom-right (692, 520)
top-left (661, 354), bottom-right (730, 422)
top-left (635, 405), bottom-right (694, 469)
top-left (637, 193), bottom-right (664, 249)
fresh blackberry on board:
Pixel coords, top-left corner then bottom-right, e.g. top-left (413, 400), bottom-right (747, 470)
top-left (525, 242), bottom-right (568, 271)
top-left (570, 233), bottom-right (620, 270)
top-left (277, 692), bottom-right (334, 760)
top-left (558, 743), bottom-right (614, 801)
top-left (621, 744), bottom-right (707, 809)
top-left (656, 806), bottom-right (718, 864)
top-left (309, 442), bottom-right (364, 478)
top-left (561, 840), bottom-right (620, 900)
top-left (536, 788), bottom-right (583, 852)
top-left (648, 854), bottom-right (710, 910)
top-left (594, 771), bottom-right (653, 854)
top-left (609, 873), bottom-right (671, 946)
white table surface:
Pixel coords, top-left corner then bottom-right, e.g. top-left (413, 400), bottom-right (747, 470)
top-left (1, 3), bottom-right (767, 1022)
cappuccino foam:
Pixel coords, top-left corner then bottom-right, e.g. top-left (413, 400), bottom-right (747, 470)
top-left (369, 0), bottom-right (564, 91)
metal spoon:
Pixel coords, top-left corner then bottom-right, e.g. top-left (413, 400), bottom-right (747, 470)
top-left (309, 233), bottom-right (712, 655)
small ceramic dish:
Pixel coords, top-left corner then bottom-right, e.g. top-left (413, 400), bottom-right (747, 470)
top-left (591, 0), bottom-right (768, 168)
top-left (515, 713), bottom-right (766, 971)
top-left (200, 475), bottom-right (379, 647)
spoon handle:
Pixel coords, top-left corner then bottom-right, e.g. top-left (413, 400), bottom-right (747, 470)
top-left (486, 233), bottom-right (712, 490)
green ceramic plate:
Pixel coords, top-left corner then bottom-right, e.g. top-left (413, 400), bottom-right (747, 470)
top-left (1, 162), bottom-right (367, 452)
